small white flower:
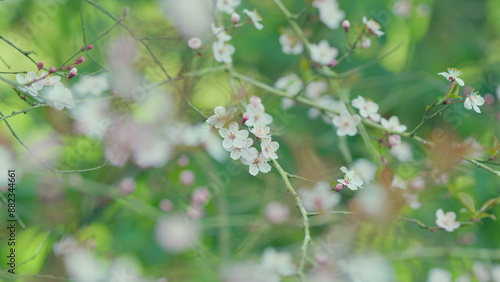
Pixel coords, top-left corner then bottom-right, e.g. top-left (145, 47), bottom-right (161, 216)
top-left (39, 72), bottom-right (61, 86)
top-left (227, 138), bottom-right (253, 160)
top-left (261, 248), bottom-right (297, 277)
top-left (241, 147), bottom-right (271, 176)
top-left (360, 37), bottom-right (372, 49)
top-left (352, 158), bottom-right (377, 182)
top-left (316, 2), bottom-right (345, 29)
top-left (464, 90), bottom-right (485, 113)
top-left (435, 209), bottom-right (460, 232)
top-left (332, 111), bottom-right (361, 136)
top-left (188, 37), bottom-right (202, 49)
top-left (305, 80), bottom-right (327, 100)
top-left (437, 67), bottom-right (465, 86)
top-left (299, 181), bottom-right (341, 212)
top-left (362, 17), bottom-right (385, 37)
top-left (215, 0), bottom-right (241, 14)
top-left (351, 96), bottom-right (381, 122)
top-left (250, 125), bottom-right (271, 139)
top-left (72, 73), bottom-right (109, 96)
top-left (381, 116), bottom-right (407, 132)
top-left (230, 13), bottom-right (241, 24)
top-left (310, 40), bottom-right (338, 65)
top-left (16, 71), bottom-right (43, 96)
top-left (275, 74), bottom-right (303, 96)
top-left (206, 106), bottom-right (237, 129)
top-left (211, 24), bottom-right (232, 42)
top-left (243, 9), bottom-right (263, 30)
top-left (261, 138), bottom-right (279, 160)
top-left (244, 103), bottom-right (273, 127)
top-left (47, 82), bottom-right (75, 110)
top-left (279, 33), bottom-right (304, 55)
top-left (219, 122), bottom-right (250, 150)
top-left (338, 166), bottom-right (364, 190)
top-left (212, 40), bottom-right (235, 63)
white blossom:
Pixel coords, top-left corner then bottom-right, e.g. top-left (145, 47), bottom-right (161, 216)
top-left (275, 74), bottom-right (303, 96)
top-left (216, 0), bottom-right (240, 14)
top-left (206, 106), bottom-right (237, 129)
top-left (219, 122), bottom-right (250, 149)
top-left (310, 40), bottom-right (338, 65)
top-left (241, 147), bottom-right (271, 176)
top-left (261, 137), bottom-right (279, 160)
top-left (279, 33), bottom-right (304, 55)
top-left (16, 71), bottom-right (43, 96)
top-left (381, 116), bottom-right (407, 132)
top-left (338, 166), bottom-right (364, 190)
top-left (243, 9), bottom-right (263, 30)
top-left (362, 17), bottom-right (385, 37)
top-left (332, 111), bottom-right (361, 136)
top-left (435, 209), bottom-right (460, 232)
top-left (351, 96), bottom-right (381, 122)
top-left (250, 125), bottom-right (271, 139)
top-left (213, 40), bottom-right (235, 63)
top-left (47, 82), bottom-right (75, 110)
top-left (464, 90), bottom-right (485, 113)
top-left (437, 67), bottom-right (465, 86)
top-left (261, 248), bottom-right (297, 277)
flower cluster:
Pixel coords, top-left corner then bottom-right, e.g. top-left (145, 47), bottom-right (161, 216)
top-left (210, 2), bottom-right (263, 63)
top-left (206, 96), bottom-right (279, 176)
top-left (336, 166), bottom-right (364, 190)
top-left (16, 65), bottom-right (79, 111)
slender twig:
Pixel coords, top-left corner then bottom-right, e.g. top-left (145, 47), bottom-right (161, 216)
top-left (272, 159), bottom-right (310, 281)
top-left (391, 246), bottom-right (500, 260)
top-left (463, 157), bottom-right (500, 177)
top-left (0, 104), bottom-right (47, 122)
top-left (0, 36), bottom-right (39, 67)
top-left (0, 192), bottom-right (26, 229)
top-left (409, 102), bottom-right (449, 137)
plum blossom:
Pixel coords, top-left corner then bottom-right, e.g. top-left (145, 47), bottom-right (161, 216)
top-left (351, 96), bottom-right (381, 122)
top-left (211, 24), bottom-right (232, 42)
top-left (38, 72), bottom-right (61, 86)
top-left (361, 37), bottom-right (371, 49)
top-left (279, 33), bottom-right (304, 55)
top-left (213, 40), bottom-right (235, 63)
top-left (206, 106), bottom-right (237, 129)
top-left (464, 90), bottom-right (485, 113)
top-left (381, 116), bottom-right (407, 132)
top-left (275, 74), bottom-right (303, 96)
top-left (362, 17), bottom-right (385, 37)
top-left (338, 166), bottom-right (364, 190)
top-left (265, 201), bottom-right (289, 224)
top-left (47, 82), bottom-right (76, 110)
top-left (16, 71), bottom-right (43, 96)
top-left (243, 9), bottom-right (263, 30)
top-left (155, 215), bottom-right (200, 252)
top-left (313, 0), bottom-right (345, 29)
top-left (250, 125), bottom-right (271, 139)
top-left (216, 0), bottom-right (240, 14)
top-left (260, 137), bottom-right (279, 159)
top-left (244, 98), bottom-right (273, 127)
top-left (310, 40), bottom-right (338, 65)
top-left (332, 111), bottom-right (361, 136)
top-left (305, 80), bottom-right (327, 100)
top-left (241, 147), bottom-right (271, 176)
top-left (435, 209), bottom-right (461, 232)
top-left (352, 158), bottom-right (377, 182)
top-left (219, 122), bottom-right (250, 149)
top-left (226, 137), bottom-right (253, 160)
top-left (438, 68), bottom-right (465, 86)
top-left (299, 181), bottom-right (341, 212)
top-left (261, 248), bottom-right (297, 277)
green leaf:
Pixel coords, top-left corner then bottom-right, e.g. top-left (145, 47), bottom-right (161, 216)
top-left (458, 192), bottom-right (476, 214)
top-left (474, 212), bottom-right (497, 221)
top-left (478, 197), bottom-right (500, 213)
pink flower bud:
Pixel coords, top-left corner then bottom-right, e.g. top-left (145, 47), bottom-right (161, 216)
top-left (180, 170), bottom-right (195, 186)
top-left (191, 187), bottom-right (211, 206)
top-left (333, 183), bottom-right (343, 192)
top-left (87, 44), bottom-right (94, 50)
top-left (249, 96), bottom-right (262, 107)
top-left (75, 56), bottom-right (85, 64)
top-left (68, 67), bottom-right (78, 79)
top-left (186, 205), bottom-right (204, 219)
top-left (231, 13), bottom-right (241, 24)
top-left (49, 67), bottom-right (57, 73)
top-left (264, 201), bottom-right (289, 224)
top-left (342, 20), bottom-right (350, 32)
top-left (187, 37), bottom-right (202, 50)
top-left (37, 61), bottom-right (44, 70)
top-left (119, 177), bottom-right (136, 194)
top-left (484, 93), bottom-right (494, 105)
top-left (388, 134), bottom-right (401, 147)
top-left (242, 112), bottom-right (250, 124)
top-left (159, 199), bottom-right (173, 212)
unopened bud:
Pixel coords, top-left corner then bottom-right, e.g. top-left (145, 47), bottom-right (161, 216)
top-left (49, 67), bottom-right (57, 73)
top-left (342, 20), bottom-right (350, 32)
top-left (188, 37), bottom-right (202, 50)
top-left (231, 13), bottom-right (241, 24)
top-left (87, 44), bottom-right (94, 50)
top-left (68, 68), bottom-right (78, 79)
top-left (37, 61), bottom-right (44, 70)
top-left (388, 134), bottom-right (401, 147)
top-left (75, 56), bottom-right (85, 64)
top-left (242, 112), bottom-right (250, 124)
top-left (333, 183), bottom-right (343, 192)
